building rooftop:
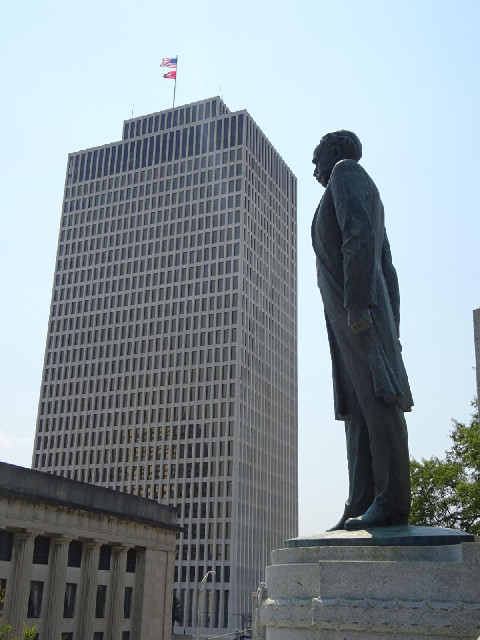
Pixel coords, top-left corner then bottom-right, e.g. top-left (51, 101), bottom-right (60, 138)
top-left (0, 461), bottom-right (182, 532)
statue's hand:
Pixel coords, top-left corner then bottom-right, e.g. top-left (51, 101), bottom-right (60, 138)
top-left (348, 308), bottom-right (372, 333)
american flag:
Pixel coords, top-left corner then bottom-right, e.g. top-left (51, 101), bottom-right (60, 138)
top-left (160, 57), bottom-right (177, 68)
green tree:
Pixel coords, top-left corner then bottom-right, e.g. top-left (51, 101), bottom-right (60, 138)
top-left (410, 400), bottom-right (480, 534)
top-left (172, 594), bottom-right (183, 627)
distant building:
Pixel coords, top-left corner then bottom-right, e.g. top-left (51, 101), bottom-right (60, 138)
top-left (0, 462), bottom-right (180, 640)
top-left (31, 96), bottom-right (298, 635)
top-left (474, 308), bottom-right (480, 422)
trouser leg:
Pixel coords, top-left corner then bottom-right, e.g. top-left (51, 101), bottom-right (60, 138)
top-left (327, 312), bottom-right (411, 520)
top-left (344, 402), bottom-right (375, 513)
top-left (355, 393), bottom-right (411, 515)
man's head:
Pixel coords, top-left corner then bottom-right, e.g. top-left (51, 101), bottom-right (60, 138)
top-left (312, 130), bottom-right (362, 187)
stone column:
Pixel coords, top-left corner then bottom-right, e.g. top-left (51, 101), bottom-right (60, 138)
top-left (76, 541), bottom-right (101, 639)
top-left (106, 545), bottom-right (128, 640)
top-left (3, 531), bottom-right (36, 635)
top-left (4, 531), bottom-right (37, 633)
top-left (473, 308), bottom-right (480, 425)
top-left (40, 537), bottom-right (71, 640)
top-left (130, 547), bottom-right (146, 640)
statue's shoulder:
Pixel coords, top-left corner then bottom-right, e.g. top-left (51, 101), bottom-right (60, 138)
top-left (330, 159), bottom-right (365, 182)
top-left (330, 160), bottom-right (371, 196)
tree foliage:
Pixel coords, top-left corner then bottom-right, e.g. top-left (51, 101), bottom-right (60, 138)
top-left (410, 400), bottom-right (480, 534)
top-left (0, 590), bottom-right (37, 640)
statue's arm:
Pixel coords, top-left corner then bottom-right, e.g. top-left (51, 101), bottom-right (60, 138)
top-left (330, 160), bottom-right (376, 312)
top-left (382, 233), bottom-right (400, 336)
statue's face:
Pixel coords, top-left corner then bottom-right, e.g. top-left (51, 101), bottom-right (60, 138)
top-left (312, 144), bottom-right (339, 188)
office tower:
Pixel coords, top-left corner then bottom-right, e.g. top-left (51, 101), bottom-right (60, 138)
top-left (32, 97), bottom-right (297, 634)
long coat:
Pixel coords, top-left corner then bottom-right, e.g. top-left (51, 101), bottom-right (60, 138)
top-left (311, 159), bottom-right (413, 420)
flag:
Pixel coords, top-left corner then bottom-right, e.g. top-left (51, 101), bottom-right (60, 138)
top-left (160, 58), bottom-right (177, 68)
top-left (163, 70), bottom-right (176, 79)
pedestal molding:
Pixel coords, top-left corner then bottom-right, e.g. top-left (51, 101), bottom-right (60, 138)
top-left (258, 595), bottom-right (480, 636)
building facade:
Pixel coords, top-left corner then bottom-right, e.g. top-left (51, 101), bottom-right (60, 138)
top-left (0, 461), bottom-right (179, 640)
top-left (32, 97), bottom-right (298, 635)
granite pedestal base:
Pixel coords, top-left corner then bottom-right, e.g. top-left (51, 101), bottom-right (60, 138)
top-left (253, 526), bottom-right (480, 640)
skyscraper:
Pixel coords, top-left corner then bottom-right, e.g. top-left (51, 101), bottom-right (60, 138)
top-left (32, 97), bottom-right (297, 634)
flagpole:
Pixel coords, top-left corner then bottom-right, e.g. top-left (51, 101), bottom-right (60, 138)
top-left (173, 54), bottom-right (179, 108)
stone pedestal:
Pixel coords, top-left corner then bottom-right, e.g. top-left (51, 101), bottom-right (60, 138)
top-left (254, 526), bottom-right (480, 640)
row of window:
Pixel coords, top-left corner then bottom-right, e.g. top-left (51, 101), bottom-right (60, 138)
top-left (21, 579), bottom-right (133, 620)
top-left (35, 456), bottom-right (234, 484)
top-left (38, 426), bottom-right (234, 451)
top-left (48, 305), bottom-right (239, 338)
top-left (55, 255), bottom-right (240, 290)
top-left (66, 162), bottom-right (242, 203)
top-left (43, 375), bottom-right (236, 405)
top-left (65, 177), bottom-right (243, 215)
top-left (63, 183), bottom-right (243, 219)
top-left (64, 150), bottom-right (241, 209)
top-left (47, 315), bottom-right (239, 353)
top-left (0, 534), bottom-right (136, 572)
top-left (62, 189), bottom-right (243, 232)
top-left (178, 541), bottom-right (230, 561)
top-left (59, 231), bottom-right (242, 264)
top-left (41, 387), bottom-right (236, 414)
top-left (123, 99), bottom-right (227, 139)
top-left (38, 420), bottom-right (233, 441)
top-left (43, 355), bottom-right (237, 384)
top-left (61, 209), bottom-right (242, 244)
top-left (53, 280), bottom-right (240, 311)
top-left (38, 436), bottom-right (234, 462)
top-left (175, 564), bottom-right (230, 584)
top-left (38, 398), bottom-right (237, 430)
top-left (42, 387), bottom-right (235, 418)
top-left (56, 237), bottom-right (242, 277)
top-left (68, 115), bottom-right (245, 184)
top-left (51, 285), bottom-right (240, 318)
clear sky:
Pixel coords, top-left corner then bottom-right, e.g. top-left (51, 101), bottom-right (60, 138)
top-left (0, 0), bottom-right (479, 534)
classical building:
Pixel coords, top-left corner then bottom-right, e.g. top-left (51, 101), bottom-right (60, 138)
top-left (0, 461), bottom-right (180, 640)
top-left (32, 97), bottom-right (298, 635)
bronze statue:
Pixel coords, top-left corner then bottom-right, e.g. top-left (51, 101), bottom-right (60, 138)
top-left (311, 131), bottom-right (413, 530)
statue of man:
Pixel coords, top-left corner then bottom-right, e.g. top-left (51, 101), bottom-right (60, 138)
top-left (311, 131), bottom-right (413, 530)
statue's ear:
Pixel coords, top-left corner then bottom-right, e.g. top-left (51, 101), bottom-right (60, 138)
top-left (332, 144), bottom-right (341, 160)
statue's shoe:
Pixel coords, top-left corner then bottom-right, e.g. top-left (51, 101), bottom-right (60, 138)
top-left (326, 504), bottom-right (371, 532)
top-left (326, 515), bottom-right (350, 532)
top-left (344, 503), bottom-right (409, 530)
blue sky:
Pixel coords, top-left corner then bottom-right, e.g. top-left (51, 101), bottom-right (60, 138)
top-left (0, 0), bottom-right (479, 534)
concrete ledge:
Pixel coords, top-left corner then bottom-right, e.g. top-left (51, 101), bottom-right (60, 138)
top-left (0, 461), bottom-right (182, 532)
top-left (272, 542), bottom-right (464, 564)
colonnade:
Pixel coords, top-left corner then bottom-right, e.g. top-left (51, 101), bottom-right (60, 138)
top-left (2, 529), bottom-right (132, 640)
